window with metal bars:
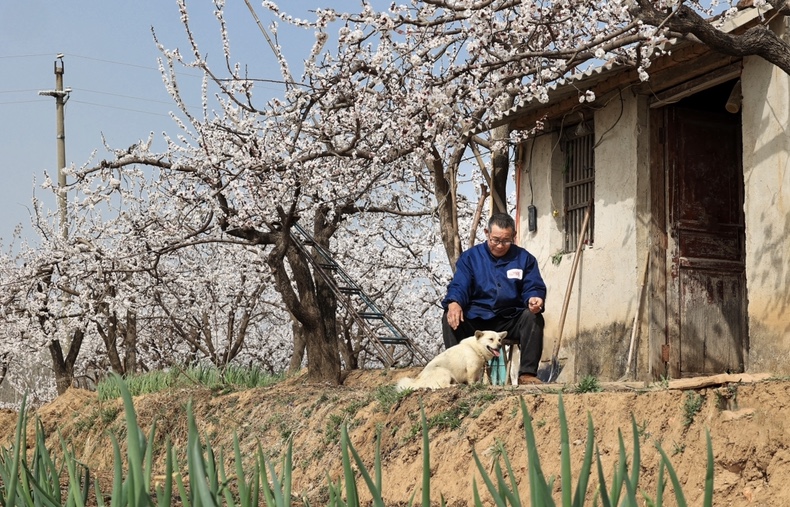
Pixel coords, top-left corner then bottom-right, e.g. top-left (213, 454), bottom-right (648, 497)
top-left (563, 129), bottom-right (595, 252)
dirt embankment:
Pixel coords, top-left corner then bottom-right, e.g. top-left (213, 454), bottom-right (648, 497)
top-left (1, 369), bottom-right (788, 506)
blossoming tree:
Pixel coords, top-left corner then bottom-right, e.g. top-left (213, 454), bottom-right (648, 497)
top-left (4, 0), bottom-right (788, 394)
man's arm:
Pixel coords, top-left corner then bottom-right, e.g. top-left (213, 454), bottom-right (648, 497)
top-left (442, 251), bottom-right (475, 330)
top-left (441, 252), bottom-right (474, 310)
top-left (521, 253), bottom-right (547, 313)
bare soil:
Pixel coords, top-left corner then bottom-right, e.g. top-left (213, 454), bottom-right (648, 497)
top-left (1, 368), bottom-right (788, 506)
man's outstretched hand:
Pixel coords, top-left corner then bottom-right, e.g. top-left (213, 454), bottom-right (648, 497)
top-left (447, 301), bottom-right (464, 330)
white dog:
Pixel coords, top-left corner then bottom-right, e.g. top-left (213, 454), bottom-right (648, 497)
top-left (396, 330), bottom-right (506, 390)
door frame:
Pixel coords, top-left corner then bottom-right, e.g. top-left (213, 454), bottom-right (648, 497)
top-left (648, 79), bottom-right (747, 380)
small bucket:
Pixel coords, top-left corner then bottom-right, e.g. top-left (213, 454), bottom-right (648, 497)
top-left (488, 352), bottom-right (507, 386)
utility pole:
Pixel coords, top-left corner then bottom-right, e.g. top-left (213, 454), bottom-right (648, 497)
top-left (38, 54), bottom-right (71, 239)
top-left (38, 55), bottom-right (76, 394)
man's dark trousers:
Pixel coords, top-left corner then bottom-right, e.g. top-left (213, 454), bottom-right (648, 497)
top-left (441, 310), bottom-right (544, 376)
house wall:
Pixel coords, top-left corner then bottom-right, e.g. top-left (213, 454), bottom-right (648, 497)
top-left (513, 16), bottom-right (790, 381)
top-left (517, 92), bottom-right (650, 381)
top-left (740, 19), bottom-right (790, 374)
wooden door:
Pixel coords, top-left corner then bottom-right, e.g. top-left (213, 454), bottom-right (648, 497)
top-left (665, 106), bottom-right (746, 377)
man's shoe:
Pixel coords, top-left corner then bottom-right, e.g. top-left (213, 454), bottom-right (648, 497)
top-left (518, 374), bottom-right (542, 385)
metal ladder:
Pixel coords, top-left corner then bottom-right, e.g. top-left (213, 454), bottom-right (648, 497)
top-left (289, 222), bottom-right (431, 367)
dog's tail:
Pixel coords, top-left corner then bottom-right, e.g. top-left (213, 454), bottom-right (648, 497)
top-left (395, 376), bottom-right (415, 392)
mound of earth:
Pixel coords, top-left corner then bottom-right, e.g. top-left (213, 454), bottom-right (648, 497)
top-left (1, 368), bottom-right (788, 506)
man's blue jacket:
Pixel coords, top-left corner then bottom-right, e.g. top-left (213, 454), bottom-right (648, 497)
top-left (441, 242), bottom-right (547, 320)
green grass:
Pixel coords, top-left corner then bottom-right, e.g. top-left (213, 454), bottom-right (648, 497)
top-left (573, 374), bottom-right (602, 393)
top-left (72, 405), bottom-right (123, 435)
top-left (635, 419), bottom-right (650, 442)
top-left (429, 401), bottom-right (471, 430)
top-left (372, 384), bottom-right (410, 413)
top-left (96, 364), bottom-right (285, 400)
top-left (683, 391), bottom-right (704, 428)
top-left (403, 401), bottom-right (472, 441)
top-left (324, 413), bottom-right (345, 446)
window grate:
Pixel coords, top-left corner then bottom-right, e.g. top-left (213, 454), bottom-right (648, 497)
top-left (564, 130), bottom-right (595, 252)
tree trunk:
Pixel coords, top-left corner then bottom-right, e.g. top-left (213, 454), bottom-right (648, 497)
top-left (631, 0), bottom-right (790, 76)
top-left (302, 320), bottom-right (340, 383)
top-left (490, 124), bottom-right (511, 214)
top-left (337, 321), bottom-right (360, 370)
top-left (266, 208), bottom-right (341, 385)
top-left (0, 353), bottom-right (8, 387)
top-left (48, 328), bottom-right (84, 395)
top-left (49, 340), bottom-right (71, 395)
top-left (469, 184), bottom-right (490, 249)
top-left (289, 319), bottom-right (307, 373)
top-left (124, 310), bottom-right (138, 374)
top-left (429, 147), bottom-right (465, 269)
top-left (305, 212), bottom-right (341, 383)
top-left (98, 312), bottom-right (125, 374)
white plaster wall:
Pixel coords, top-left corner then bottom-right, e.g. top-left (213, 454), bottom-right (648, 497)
top-left (516, 132), bottom-right (563, 277)
top-left (517, 93), bottom-right (644, 377)
top-left (580, 95), bottom-right (641, 326)
top-left (740, 21), bottom-right (790, 373)
top-left (517, 132), bottom-right (563, 366)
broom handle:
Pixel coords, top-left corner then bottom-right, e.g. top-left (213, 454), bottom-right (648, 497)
top-left (624, 251), bottom-right (651, 376)
top-left (552, 201), bottom-right (592, 359)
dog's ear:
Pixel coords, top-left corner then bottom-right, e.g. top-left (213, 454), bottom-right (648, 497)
top-left (474, 330), bottom-right (484, 339)
top-left (499, 331), bottom-right (508, 340)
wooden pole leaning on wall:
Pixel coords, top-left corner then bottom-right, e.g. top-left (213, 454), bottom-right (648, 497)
top-left (621, 251), bottom-right (650, 381)
top-left (548, 200), bottom-right (592, 382)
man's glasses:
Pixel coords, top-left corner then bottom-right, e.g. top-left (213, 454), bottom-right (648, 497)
top-left (488, 237), bottom-right (514, 246)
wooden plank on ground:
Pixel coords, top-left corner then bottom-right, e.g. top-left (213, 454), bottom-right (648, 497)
top-left (666, 373), bottom-right (772, 390)
top-left (518, 373), bottom-right (774, 393)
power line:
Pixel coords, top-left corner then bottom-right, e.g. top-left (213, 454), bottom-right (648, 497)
top-left (68, 100), bottom-right (177, 118)
top-left (0, 87), bottom-right (197, 110)
top-left (1, 87), bottom-right (174, 107)
top-left (0, 53), bottom-right (57, 59)
top-left (2, 52), bottom-right (288, 89)
top-left (67, 53), bottom-right (203, 78)
top-left (0, 96), bottom-right (188, 115)
top-left (0, 99), bottom-right (48, 105)
top-left (0, 89), bottom-right (200, 114)
top-left (71, 88), bottom-right (180, 106)
top-left (0, 51), bottom-right (204, 78)
top-left (0, 89), bottom-right (46, 94)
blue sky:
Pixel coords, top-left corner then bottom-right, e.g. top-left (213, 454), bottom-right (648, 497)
top-left (0, 1), bottom-right (322, 246)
